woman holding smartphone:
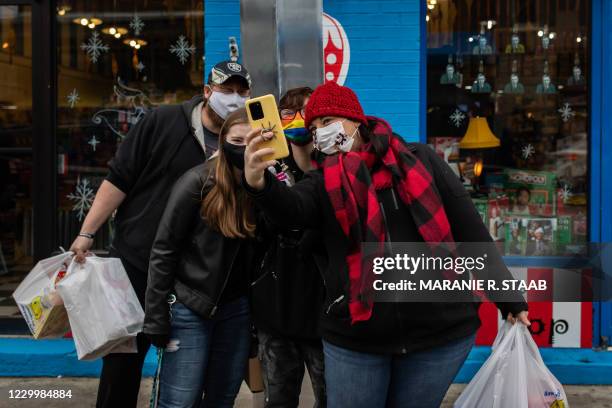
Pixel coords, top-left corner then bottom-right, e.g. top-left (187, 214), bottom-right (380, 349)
top-left (144, 108), bottom-right (259, 408)
top-left (242, 82), bottom-right (529, 408)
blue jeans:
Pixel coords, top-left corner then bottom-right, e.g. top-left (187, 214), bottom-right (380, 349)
top-left (323, 333), bottom-right (475, 408)
top-left (158, 297), bottom-right (251, 408)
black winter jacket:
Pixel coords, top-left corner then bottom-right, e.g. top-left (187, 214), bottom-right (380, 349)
top-left (106, 96), bottom-right (210, 273)
top-left (245, 141), bottom-right (528, 354)
top-left (144, 162), bottom-right (259, 335)
top-left (250, 153), bottom-right (326, 340)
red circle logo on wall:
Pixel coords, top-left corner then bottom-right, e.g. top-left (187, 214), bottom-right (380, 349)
top-left (323, 13), bottom-right (350, 85)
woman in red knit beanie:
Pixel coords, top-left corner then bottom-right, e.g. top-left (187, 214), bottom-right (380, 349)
top-left (243, 82), bottom-right (529, 408)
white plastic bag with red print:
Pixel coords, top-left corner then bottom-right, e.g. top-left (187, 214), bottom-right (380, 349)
top-left (56, 256), bottom-right (144, 360)
top-left (454, 321), bottom-right (569, 408)
top-left (12, 252), bottom-right (73, 338)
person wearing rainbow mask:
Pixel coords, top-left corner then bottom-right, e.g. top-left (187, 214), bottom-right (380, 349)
top-left (250, 87), bottom-right (327, 407)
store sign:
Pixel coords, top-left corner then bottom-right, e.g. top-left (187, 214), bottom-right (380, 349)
top-left (323, 13), bottom-right (350, 85)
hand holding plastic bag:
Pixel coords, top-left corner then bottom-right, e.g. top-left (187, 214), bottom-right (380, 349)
top-left (57, 256), bottom-right (144, 360)
top-left (454, 322), bottom-right (569, 408)
top-left (12, 252), bottom-right (73, 338)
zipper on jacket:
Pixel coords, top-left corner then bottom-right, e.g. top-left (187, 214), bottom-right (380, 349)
top-left (210, 244), bottom-right (241, 318)
top-left (250, 247), bottom-right (278, 288)
top-left (167, 294), bottom-right (177, 319)
top-left (380, 194), bottom-right (408, 353)
top-left (325, 295), bottom-right (345, 315)
top-left (390, 189), bottom-right (400, 210)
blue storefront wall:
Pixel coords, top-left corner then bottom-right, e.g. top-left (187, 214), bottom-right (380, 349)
top-left (204, 0), bottom-right (423, 139)
top-left (591, 0), bottom-right (612, 346)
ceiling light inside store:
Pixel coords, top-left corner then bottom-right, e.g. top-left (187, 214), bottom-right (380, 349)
top-left (2, 42), bottom-right (9, 49)
top-left (537, 30), bottom-right (544, 37)
top-left (74, 17), bottom-right (102, 28)
top-left (468, 37), bottom-right (474, 42)
top-left (103, 26), bottom-right (128, 38)
top-left (487, 20), bottom-right (495, 29)
top-left (426, 15), bottom-right (430, 22)
top-left (577, 36), bottom-right (582, 43)
top-left (428, 4), bottom-right (434, 10)
top-left (549, 32), bottom-right (556, 39)
top-left (57, 3), bottom-right (71, 16)
top-left (124, 38), bottom-right (148, 48)
top-left (430, 0), bottom-right (437, 4)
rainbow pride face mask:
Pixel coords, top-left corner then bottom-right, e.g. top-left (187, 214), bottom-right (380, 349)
top-left (282, 118), bottom-right (311, 146)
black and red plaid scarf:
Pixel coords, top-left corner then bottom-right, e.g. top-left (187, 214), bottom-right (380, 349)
top-left (321, 117), bottom-right (455, 324)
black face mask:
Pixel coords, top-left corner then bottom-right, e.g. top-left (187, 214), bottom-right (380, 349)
top-left (223, 142), bottom-right (246, 170)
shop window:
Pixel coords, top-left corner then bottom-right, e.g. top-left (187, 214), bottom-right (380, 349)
top-left (0, 5), bottom-right (33, 276)
top-left (426, 0), bottom-right (589, 257)
top-left (56, 1), bottom-right (204, 251)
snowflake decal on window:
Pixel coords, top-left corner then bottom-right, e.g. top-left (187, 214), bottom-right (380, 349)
top-left (129, 14), bottom-right (145, 36)
top-left (67, 89), bottom-right (79, 108)
top-left (449, 109), bottom-right (466, 128)
top-left (88, 135), bottom-right (100, 152)
top-left (169, 35), bottom-right (196, 65)
top-left (558, 184), bottom-right (573, 202)
top-left (521, 144), bottom-right (535, 160)
top-left (558, 103), bottom-right (575, 122)
top-left (81, 31), bottom-right (109, 63)
top-left (66, 178), bottom-right (95, 221)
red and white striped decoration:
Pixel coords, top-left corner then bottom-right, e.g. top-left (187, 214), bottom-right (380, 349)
top-left (475, 267), bottom-right (593, 348)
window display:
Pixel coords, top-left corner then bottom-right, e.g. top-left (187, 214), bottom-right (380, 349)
top-left (426, 0), bottom-right (589, 257)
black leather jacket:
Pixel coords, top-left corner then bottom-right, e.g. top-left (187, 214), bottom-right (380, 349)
top-left (144, 161), bottom-right (257, 335)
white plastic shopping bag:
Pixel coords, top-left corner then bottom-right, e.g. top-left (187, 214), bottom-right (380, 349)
top-left (56, 256), bottom-right (144, 360)
top-left (455, 322), bottom-right (569, 408)
top-left (12, 252), bottom-right (73, 338)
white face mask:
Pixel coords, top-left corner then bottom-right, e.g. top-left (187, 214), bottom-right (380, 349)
top-left (313, 119), bottom-right (357, 155)
top-left (207, 89), bottom-right (248, 119)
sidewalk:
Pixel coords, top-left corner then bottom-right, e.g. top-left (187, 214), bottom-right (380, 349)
top-left (1, 377), bottom-right (611, 408)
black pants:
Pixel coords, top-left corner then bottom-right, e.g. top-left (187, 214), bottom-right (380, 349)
top-left (258, 330), bottom-right (327, 408)
top-left (96, 252), bottom-right (151, 408)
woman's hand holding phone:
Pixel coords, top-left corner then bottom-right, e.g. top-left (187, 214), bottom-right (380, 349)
top-left (244, 127), bottom-right (277, 191)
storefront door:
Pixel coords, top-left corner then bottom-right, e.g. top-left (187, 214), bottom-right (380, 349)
top-left (0, 0), bottom-right (55, 331)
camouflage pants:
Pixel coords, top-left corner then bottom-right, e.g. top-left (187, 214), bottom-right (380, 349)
top-left (258, 330), bottom-right (327, 408)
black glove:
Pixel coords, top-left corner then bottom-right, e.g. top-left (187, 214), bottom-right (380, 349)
top-left (146, 333), bottom-right (170, 349)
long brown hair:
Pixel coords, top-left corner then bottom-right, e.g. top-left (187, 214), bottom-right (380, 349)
top-left (201, 108), bottom-right (255, 238)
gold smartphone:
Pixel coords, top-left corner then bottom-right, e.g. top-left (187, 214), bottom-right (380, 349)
top-left (245, 94), bottom-right (290, 161)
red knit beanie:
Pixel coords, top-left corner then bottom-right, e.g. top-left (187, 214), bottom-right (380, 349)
top-left (304, 82), bottom-right (368, 128)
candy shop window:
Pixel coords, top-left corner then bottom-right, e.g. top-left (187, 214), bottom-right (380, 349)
top-left (426, 0), bottom-right (589, 257)
top-left (56, 1), bottom-right (204, 251)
